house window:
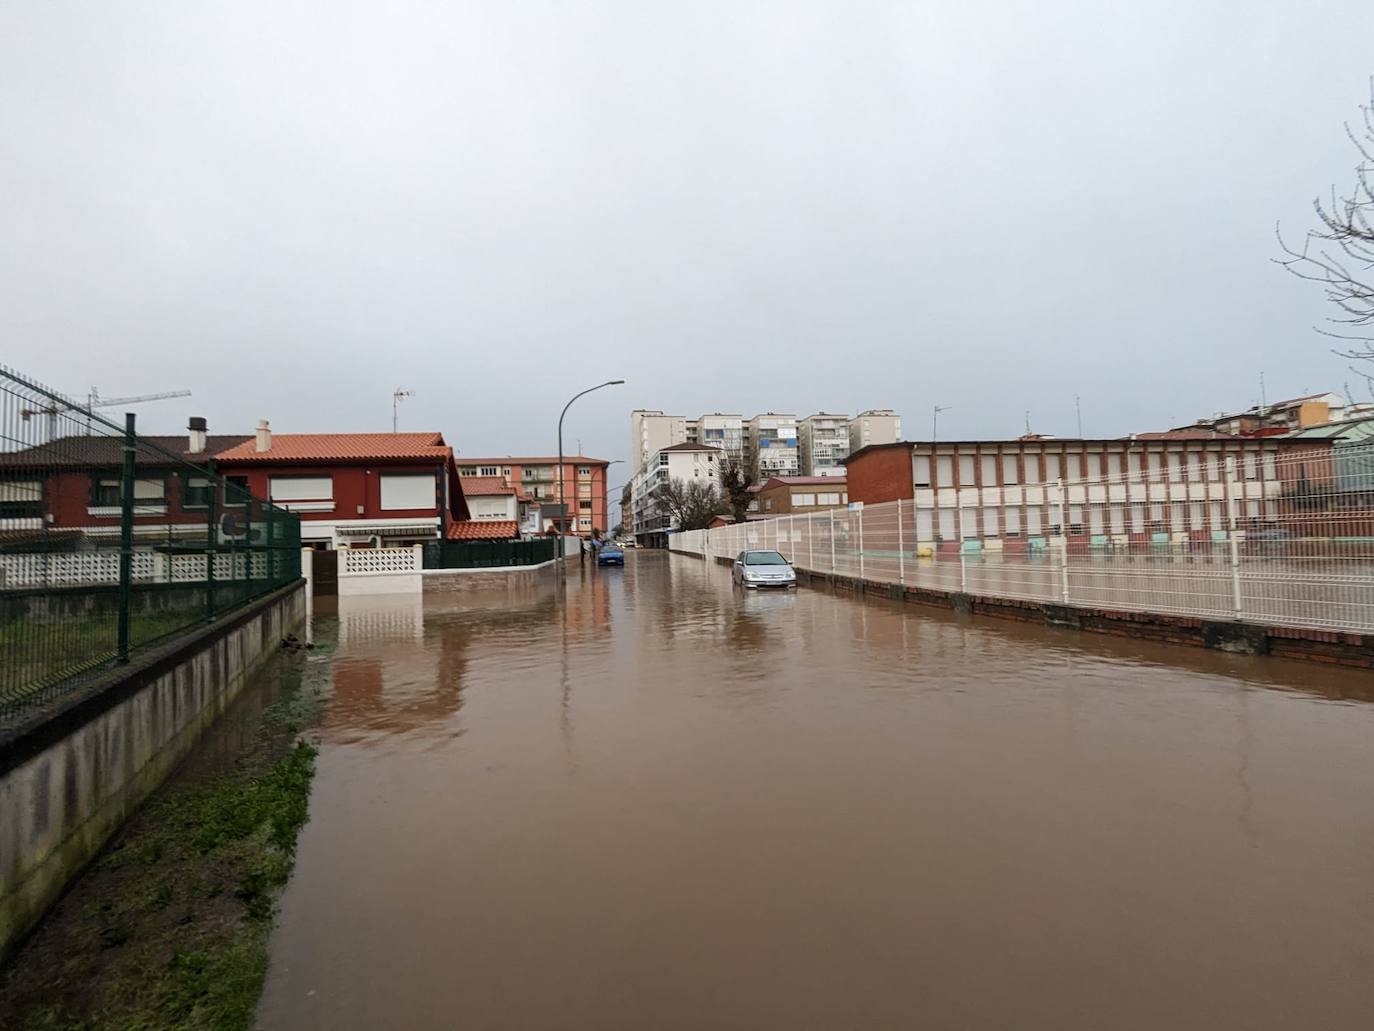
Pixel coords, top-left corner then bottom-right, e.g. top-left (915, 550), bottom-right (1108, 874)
top-left (578, 517), bottom-right (591, 528)
top-left (183, 476), bottom-right (213, 509)
top-left (0, 479), bottom-right (44, 518)
top-left (579, 500), bottom-right (592, 510)
top-left (958, 454), bottom-right (976, 486)
top-left (578, 467), bottom-right (591, 475)
top-left (1168, 454), bottom-right (1183, 482)
top-left (93, 475), bottom-right (167, 507)
top-left (90, 476), bottom-right (121, 507)
top-left (983, 508), bottom-right (999, 537)
top-left (1148, 453), bottom-right (1163, 481)
top-left (270, 476), bottom-right (334, 508)
top-left (913, 455), bottom-right (932, 487)
top-left (1106, 453), bottom-right (1123, 481)
top-left (981, 454), bottom-right (997, 486)
top-left (659, 454), bottom-right (669, 466)
top-left (1004, 507), bottom-right (1021, 536)
top-left (1002, 455), bottom-right (1019, 485)
top-left (1045, 454), bottom-right (1061, 483)
top-left (224, 475), bottom-right (250, 507)
top-left (380, 474), bottom-right (434, 511)
top-left (817, 492), bottom-right (840, 506)
top-left (459, 466), bottom-right (477, 475)
top-left (479, 466), bottom-right (498, 477)
top-left (792, 493), bottom-right (816, 507)
top-left (763, 499), bottom-right (773, 511)
top-left (1187, 455), bottom-right (1202, 482)
top-left (1244, 454), bottom-right (1258, 480)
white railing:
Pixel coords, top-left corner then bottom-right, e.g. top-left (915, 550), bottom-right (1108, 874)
top-left (0, 551), bottom-right (267, 588)
top-left (670, 444), bottom-right (1374, 635)
top-left (340, 546), bottom-right (422, 576)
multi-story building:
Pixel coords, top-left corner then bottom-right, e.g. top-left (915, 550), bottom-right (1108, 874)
top-left (629, 442), bottom-right (723, 547)
top-left (632, 407), bottom-right (899, 482)
top-left (848, 409), bottom-right (902, 455)
top-left (694, 413), bottom-right (745, 468)
top-left (630, 410), bottom-right (688, 476)
top-left (1180, 391), bottom-right (1347, 437)
top-left (747, 413), bottom-right (799, 478)
top-left (798, 413), bottom-right (850, 477)
top-left (753, 476), bottom-right (849, 515)
top-left (842, 435), bottom-right (1312, 550)
top-left (457, 456), bottom-right (611, 537)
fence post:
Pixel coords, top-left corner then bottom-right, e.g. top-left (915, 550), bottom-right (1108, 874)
top-left (857, 507), bottom-right (865, 581)
top-left (896, 497), bottom-right (905, 586)
top-left (956, 497), bottom-right (968, 593)
top-left (116, 413), bottom-right (136, 662)
top-left (808, 512), bottom-right (814, 569)
top-left (829, 509), bottom-right (837, 574)
top-left (205, 459), bottom-right (217, 622)
top-left (1057, 477), bottom-right (1070, 604)
top-left (1225, 457), bottom-right (1243, 618)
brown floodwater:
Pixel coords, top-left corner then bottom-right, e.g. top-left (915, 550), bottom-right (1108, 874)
top-left (256, 553), bottom-right (1374, 1030)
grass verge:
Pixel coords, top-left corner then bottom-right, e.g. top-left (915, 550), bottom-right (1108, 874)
top-left (0, 653), bottom-right (326, 1030)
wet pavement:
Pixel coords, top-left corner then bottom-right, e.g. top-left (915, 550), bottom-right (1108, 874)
top-left (257, 553), bottom-right (1374, 1030)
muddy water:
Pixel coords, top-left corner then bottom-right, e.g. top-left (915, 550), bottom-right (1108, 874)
top-left (257, 554), bottom-right (1374, 1030)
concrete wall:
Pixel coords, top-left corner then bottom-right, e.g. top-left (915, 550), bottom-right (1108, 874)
top-left (0, 581), bottom-right (306, 960)
top-left (422, 559), bottom-right (559, 594)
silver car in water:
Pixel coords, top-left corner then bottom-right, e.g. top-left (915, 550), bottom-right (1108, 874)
top-left (731, 549), bottom-right (797, 589)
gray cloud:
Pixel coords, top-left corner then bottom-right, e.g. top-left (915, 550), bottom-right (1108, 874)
top-left (3, 0), bottom-right (1373, 461)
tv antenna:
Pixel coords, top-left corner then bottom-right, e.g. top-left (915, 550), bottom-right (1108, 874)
top-left (393, 388), bottom-right (414, 433)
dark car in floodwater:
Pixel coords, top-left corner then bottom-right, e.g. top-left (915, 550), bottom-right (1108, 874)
top-left (598, 543), bottom-right (625, 567)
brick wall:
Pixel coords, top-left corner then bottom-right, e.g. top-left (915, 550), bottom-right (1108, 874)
top-left (843, 446), bottom-right (914, 505)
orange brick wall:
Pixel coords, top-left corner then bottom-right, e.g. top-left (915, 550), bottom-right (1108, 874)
top-left (844, 447), bottom-right (914, 505)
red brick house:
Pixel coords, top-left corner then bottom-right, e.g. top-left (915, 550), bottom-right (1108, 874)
top-left (0, 424), bottom-right (251, 544)
top-left (214, 422), bottom-right (468, 549)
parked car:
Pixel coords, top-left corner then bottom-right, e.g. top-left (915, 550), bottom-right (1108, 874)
top-left (598, 543), bottom-right (625, 566)
top-left (618, 538), bottom-right (637, 548)
top-left (732, 549), bottom-right (796, 589)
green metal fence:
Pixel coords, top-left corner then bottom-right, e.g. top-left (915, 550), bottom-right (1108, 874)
top-left (427, 538), bottom-right (556, 569)
top-left (0, 365), bottom-right (302, 722)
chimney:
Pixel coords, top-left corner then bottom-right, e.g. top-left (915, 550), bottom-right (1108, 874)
top-left (255, 419), bottom-right (271, 453)
top-left (188, 416), bottom-right (207, 455)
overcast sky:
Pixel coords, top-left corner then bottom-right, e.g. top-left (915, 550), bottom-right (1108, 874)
top-left (3, 1), bottom-right (1373, 468)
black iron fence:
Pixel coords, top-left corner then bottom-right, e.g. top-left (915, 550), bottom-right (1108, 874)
top-left (0, 365), bottom-right (302, 721)
top-left (426, 538), bottom-right (557, 569)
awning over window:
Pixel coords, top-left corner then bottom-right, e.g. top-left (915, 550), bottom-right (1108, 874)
top-left (336, 524), bottom-right (438, 537)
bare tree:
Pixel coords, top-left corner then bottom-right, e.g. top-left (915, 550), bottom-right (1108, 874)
top-left (653, 477), bottom-right (725, 531)
top-left (1278, 79), bottom-right (1374, 394)
top-left (718, 459), bottom-right (754, 524)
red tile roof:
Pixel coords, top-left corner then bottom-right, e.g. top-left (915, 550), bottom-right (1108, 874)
top-left (447, 520), bottom-right (519, 540)
top-left (216, 432), bottom-right (452, 464)
top-left (459, 476), bottom-right (515, 496)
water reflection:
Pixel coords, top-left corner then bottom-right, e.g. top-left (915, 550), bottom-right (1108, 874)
top-left (260, 554), bottom-right (1374, 1031)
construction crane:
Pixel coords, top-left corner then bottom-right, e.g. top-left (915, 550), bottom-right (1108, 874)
top-left (87, 387), bottom-right (192, 411)
top-left (21, 387), bottom-right (192, 439)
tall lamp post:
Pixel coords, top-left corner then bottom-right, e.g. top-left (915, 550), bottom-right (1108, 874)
top-left (557, 380), bottom-right (625, 585)
top-left (932, 404), bottom-right (953, 442)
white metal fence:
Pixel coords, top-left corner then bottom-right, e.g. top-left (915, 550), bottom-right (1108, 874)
top-left (670, 443), bottom-right (1374, 635)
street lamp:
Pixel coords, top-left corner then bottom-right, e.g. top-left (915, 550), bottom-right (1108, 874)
top-left (557, 380), bottom-right (624, 584)
top-left (932, 404), bottom-right (953, 442)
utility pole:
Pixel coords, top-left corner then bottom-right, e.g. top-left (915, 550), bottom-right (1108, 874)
top-left (393, 388), bottom-right (414, 433)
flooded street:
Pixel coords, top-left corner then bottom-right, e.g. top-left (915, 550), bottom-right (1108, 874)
top-left (258, 553), bottom-right (1374, 1030)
